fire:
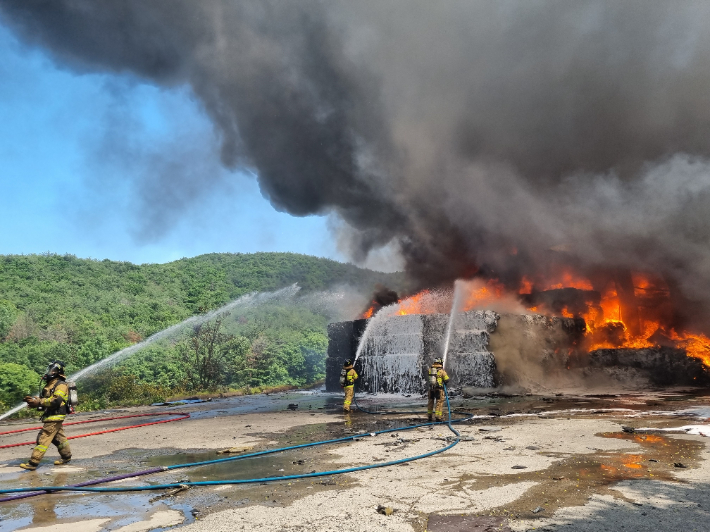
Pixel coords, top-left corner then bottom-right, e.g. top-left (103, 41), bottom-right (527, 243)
top-left (560, 306), bottom-right (574, 319)
top-left (517, 268), bottom-right (710, 368)
top-left (518, 269), bottom-right (593, 293)
top-left (556, 274), bottom-right (710, 367)
top-left (461, 279), bottom-right (506, 312)
top-left (359, 289), bottom-right (443, 318)
top-left (669, 331), bottom-right (710, 368)
top-left (544, 269), bottom-right (594, 291)
top-left (598, 282), bottom-right (621, 323)
top-left (397, 290), bottom-right (430, 315)
top-left (519, 276), bottom-right (534, 295)
top-left (358, 267), bottom-right (710, 369)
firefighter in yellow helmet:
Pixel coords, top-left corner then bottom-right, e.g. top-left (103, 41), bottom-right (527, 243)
top-left (19, 360), bottom-right (72, 470)
top-left (340, 359), bottom-right (358, 413)
top-left (427, 357), bottom-right (449, 422)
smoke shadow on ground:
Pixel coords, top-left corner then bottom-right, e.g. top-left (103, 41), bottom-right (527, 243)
top-left (513, 479), bottom-right (710, 532)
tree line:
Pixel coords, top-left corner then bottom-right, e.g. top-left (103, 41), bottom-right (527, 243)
top-left (0, 252), bottom-right (404, 412)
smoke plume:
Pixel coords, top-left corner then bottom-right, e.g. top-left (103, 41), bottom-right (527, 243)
top-left (3, 1), bottom-right (710, 330)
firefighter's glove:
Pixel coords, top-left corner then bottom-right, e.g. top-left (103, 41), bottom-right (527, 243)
top-left (24, 396), bottom-right (41, 408)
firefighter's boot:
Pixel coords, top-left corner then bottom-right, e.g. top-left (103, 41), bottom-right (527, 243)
top-left (19, 462), bottom-right (38, 471)
top-left (54, 458), bottom-right (71, 465)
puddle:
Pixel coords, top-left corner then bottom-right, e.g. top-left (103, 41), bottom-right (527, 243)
top-left (0, 457), bottom-right (195, 532)
top-left (0, 415), bottom-right (418, 531)
top-left (454, 431), bottom-right (704, 520)
top-left (0, 492), bottom-right (193, 532)
top-left (145, 416), bottom-right (421, 483)
top-left (184, 391), bottom-right (346, 420)
top-left (1, 388), bottom-right (708, 530)
top-left (143, 438), bottom-right (358, 513)
top-left (148, 448), bottom-right (315, 483)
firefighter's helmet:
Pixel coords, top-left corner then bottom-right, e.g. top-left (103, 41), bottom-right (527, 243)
top-left (343, 359), bottom-right (353, 367)
top-left (43, 360), bottom-right (66, 381)
top-left (433, 357), bottom-right (443, 366)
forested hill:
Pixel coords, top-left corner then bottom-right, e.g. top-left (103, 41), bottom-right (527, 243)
top-left (0, 252), bottom-right (404, 408)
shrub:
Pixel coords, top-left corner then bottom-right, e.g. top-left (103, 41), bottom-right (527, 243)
top-left (0, 362), bottom-right (40, 412)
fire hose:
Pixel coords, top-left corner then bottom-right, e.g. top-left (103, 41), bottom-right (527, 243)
top-left (0, 412), bottom-right (191, 449)
top-left (0, 385), bottom-right (467, 501)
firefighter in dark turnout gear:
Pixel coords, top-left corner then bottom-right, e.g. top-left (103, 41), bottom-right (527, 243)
top-left (20, 361), bottom-right (72, 470)
top-left (340, 360), bottom-right (358, 413)
top-left (427, 358), bottom-right (449, 421)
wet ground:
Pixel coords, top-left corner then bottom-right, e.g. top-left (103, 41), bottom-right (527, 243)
top-left (443, 430), bottom-right (704, 521)
top-left (1, 387), bottom-right (709, 531)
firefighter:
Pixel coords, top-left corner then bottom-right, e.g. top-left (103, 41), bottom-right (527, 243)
top-left (427, 357), bottom-right (449, 422)
top-left (19, 360), bottom-right (72, 470)
top-left (340, 359), bottom-right (358, 413)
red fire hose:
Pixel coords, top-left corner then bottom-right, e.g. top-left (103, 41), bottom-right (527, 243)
top-left (0, 412), bottom-right (190, 449)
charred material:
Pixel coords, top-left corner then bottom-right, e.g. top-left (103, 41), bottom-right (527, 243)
top-left (520, 288), bottom-right (601, 318)
top-left (584, 347), bottom-right (710, 387)
top-left (325, 311), bottom-right (710, 393)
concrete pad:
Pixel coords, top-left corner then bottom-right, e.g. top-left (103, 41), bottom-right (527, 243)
top-left (0, 466), bottom-right (25, 473)
top-left (510, 434), bottom-right (710, 531)
top-left (428, 515), bottom-right (512, 531)
top-left (18, 519), bottom-right (110, 532)
top-left (47, 466), bottom-right (84, 473)
top-left (114, 510), bottom-right (184, 532)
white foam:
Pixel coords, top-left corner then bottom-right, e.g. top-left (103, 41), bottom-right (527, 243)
top-left (636, 424), bottom-right (710, 437)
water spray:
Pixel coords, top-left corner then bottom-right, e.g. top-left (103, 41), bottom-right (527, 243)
top-left (0, 285), bottom-right (301, 422)
top-left (0, 283), bottom-right (474, 502)
top-left (441, 280), bottom-right (463, 370)
top-left (353, 301), bottom-right (399, 363)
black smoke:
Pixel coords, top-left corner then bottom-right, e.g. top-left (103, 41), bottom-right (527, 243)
top-left (3, 1), bottom-right (710, 332)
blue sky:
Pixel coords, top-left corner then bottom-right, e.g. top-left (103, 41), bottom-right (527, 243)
top-left (0, 23), bottom-right (339, 265)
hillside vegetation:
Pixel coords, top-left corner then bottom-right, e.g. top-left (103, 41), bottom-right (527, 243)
top-left (0, 252), bottom-right (404, 411)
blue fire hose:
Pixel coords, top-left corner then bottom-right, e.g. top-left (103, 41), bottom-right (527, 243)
top-left (0, 385), bottom-right (467, 497)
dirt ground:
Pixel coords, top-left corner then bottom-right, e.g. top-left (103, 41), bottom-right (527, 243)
top-left (0, 389), bottom-right (708, 532)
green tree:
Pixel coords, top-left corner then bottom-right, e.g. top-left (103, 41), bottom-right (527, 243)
top-left (177, 313), bottom-right (250, 390)
top-left (0, 362), bottom-right (40, 410)
top-left (0, 251), bottom-right (404, 406)
top-left (0, 300), bottom-right (17, 340)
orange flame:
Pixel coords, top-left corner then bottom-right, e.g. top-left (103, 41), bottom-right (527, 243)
top-left (397, 290), bottom-right (431, 315)
top-left (519, 276), bottom-right (534, 295)
top-left (560, 306), bottom-right (574, 319)
top-left (543, 269), bottom-right (594, 291)
top-left (461, 279), bottom-right (506, 311)
top-left (358, 268), bottom-right (710, 369)
top-left (669, 331), bottom-right (710, 368)
top-left (362, 306), bottom-right (375, 319)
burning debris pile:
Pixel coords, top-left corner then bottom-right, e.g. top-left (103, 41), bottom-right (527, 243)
top-left (360, 270), bottom-right (710, 368)
top-left (326, 311), bottom-right (585, 393)
top-left (3, 3), bottom-right (709, 391)
top-left (327, 271), bottom-right (710, 394)
top-left (577, 347), bottom-right (709, 388)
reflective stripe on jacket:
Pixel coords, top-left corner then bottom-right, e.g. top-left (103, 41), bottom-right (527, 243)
top-left (40, 378), bottom-right (69, 421)
top-left (343, 367), bottom-right (358, 387)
